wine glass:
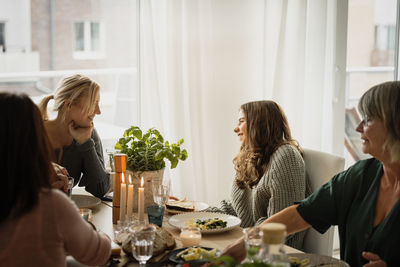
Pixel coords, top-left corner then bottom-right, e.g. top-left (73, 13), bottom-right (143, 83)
top-left (152, 177), bottom-right (171, 206)
top-left (243, 227), bottom-right (263, 262)
top-left (129, 224), bottom-right (157, 265)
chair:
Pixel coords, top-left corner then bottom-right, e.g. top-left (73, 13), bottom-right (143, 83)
top-left (301, 148), bottom-right (345, 256)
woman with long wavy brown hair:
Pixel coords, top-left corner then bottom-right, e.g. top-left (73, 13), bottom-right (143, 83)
top-left (210, 100), bottom-right (310, 250)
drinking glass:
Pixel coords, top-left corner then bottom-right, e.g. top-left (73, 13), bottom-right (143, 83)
top-left (147, 205), bottom-right (165, 227)
top-left (129, 224), bottom-right (156, 265)
top-left (243, 227), bottom-right (263, 262)
top-left (67, 176), bottom-right (74, 197)
top-left (79, 208), bottom-right (92, 222)
top-left (151, 177), bottom-right (170, 206)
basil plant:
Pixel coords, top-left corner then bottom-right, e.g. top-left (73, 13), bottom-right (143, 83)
top-left (115, 126), bottom-right (188, 171)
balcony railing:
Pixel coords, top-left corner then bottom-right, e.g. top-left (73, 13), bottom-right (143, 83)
top-left (345, 66), bottom-right (394, 107)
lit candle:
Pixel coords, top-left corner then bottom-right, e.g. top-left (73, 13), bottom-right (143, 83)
top-left (127, 175), bottom-right (134, 219)
top-left (138, 176), bottom-right (145, 222)
top-left (120, 173), bottom-right (127, 222)
top-left (180, 227), bottom-right (202, 247)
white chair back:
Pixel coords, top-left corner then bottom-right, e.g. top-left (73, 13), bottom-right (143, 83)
top-left (302, 148), bottom-right (345, 256)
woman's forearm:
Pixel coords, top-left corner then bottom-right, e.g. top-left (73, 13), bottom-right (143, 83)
top-left (261, 204), bottom-right (310, 235)
top-left (222, 204), bottom-right (310, 262)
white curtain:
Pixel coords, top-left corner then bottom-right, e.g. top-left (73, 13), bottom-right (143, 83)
top-left (139, 0), bottom-right (347, 205)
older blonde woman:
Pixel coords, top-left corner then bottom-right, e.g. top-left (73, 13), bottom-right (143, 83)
top-left (224, 81), bottom-right (400, 267)
top-left (39, 74), bottom-right (110, 197)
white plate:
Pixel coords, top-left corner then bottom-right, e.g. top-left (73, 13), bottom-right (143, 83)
top-left (165, 202), bottom-right (210, 214)
top-left (71, 194), bottom-right (101, 209)
top-left (168, 212), bottom-right (241, 234)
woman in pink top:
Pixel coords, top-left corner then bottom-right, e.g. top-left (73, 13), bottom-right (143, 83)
top-left (0, 93), bottom-right (111, 267)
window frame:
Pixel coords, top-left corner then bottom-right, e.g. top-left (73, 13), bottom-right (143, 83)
top-left (395, 0), bottom-right (400, 80)
top-left (72, 20), bottom-right (105, 60)
top-left (0, 21), bottom-right (6, 53)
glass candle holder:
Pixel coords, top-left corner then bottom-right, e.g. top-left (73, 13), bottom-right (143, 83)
top-left (180, 227), bottom-right (201, 247)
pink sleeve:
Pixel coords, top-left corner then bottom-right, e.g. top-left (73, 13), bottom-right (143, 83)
top-left (51, 190), bottom-right (111, 266)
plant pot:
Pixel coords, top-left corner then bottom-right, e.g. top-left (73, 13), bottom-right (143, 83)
top-left (126, 169), bottom-right (164, 212)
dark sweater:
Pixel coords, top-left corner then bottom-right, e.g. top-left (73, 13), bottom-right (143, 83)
top-left (54, 128), bottom-right (110, 198)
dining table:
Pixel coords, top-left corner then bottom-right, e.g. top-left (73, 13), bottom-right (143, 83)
top-left (67, 187), bottom-right (302, 267)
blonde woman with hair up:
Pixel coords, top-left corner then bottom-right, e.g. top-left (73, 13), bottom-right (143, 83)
top-left (39, 74), bottom-right (110, 198)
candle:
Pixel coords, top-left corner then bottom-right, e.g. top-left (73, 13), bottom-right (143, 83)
top-left (138, 176), bottom-right (145, 222)
top-left (120, 173), bottom-right (127, 222)
top-left (127, 175), bottom-right (134, 219)
top-left (180, 227), bottom-right (202, 247)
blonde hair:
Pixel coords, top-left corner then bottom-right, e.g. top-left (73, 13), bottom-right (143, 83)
top-left (38, 74), bottom-right (100, 121)
top-left (358, 81), bottom-right (400, 163)
top-left (234, 100), bottom-right (302, 189)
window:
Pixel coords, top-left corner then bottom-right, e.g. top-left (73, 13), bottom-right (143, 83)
top-left (0, 22), bottom-right (5, 52)
top-left (375, 24), bottom-right (396, 51)
top-left (345, 0), bottom-right (396, 165)
top-left (0, 0), bottom-right (139, 157)
top-left (73, 21), bottom-right (104, 59)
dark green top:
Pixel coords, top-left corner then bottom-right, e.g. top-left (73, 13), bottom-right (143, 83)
top-left (297, 158), bottom-right (400, 267)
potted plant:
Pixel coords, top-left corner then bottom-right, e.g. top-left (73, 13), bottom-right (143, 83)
top-left (115, 126), bottom-right (188, 172)
top-left (115, 125), bottom-right (188, 209)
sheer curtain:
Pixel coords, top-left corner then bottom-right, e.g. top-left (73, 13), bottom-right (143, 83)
top-left (139, 0), bottom-right (347, 205)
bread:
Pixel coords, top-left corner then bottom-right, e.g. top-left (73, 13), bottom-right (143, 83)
top-left (166, 198), bottom-right (195, 212)
top-left (122, 224), bottom-right (175, 257)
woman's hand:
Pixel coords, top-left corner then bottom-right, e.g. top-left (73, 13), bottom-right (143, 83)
top-left (362, 252), bottom-right (387, 267)
top-left (51, 163), bottom-right (69, 193)
top-left (68, 120), bottom-right (93, 144)
top-left (221, 237), bottom-right (246, 263)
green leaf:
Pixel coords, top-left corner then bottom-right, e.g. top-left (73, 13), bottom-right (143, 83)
top-left (132, 128), bottom-right (142, 139)
top-left (115, 142), bottom-right (122, 150)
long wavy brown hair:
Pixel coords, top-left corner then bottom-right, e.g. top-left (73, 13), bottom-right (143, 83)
top-left (234, 100), bottom-right (302, 189)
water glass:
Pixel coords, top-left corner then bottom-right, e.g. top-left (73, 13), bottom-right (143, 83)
top-left (67, 176), bottom-right (74, 197)
top-left (129, 224), bottom-right (156, 265)
top-left (79, 208), bottom-right (92, 222)
top-left (243, 227), bottom-right (263, 262)
top-left (114, 220), bottom-right (130, 244)
top-left (147, 205), bottom-right (165, 227)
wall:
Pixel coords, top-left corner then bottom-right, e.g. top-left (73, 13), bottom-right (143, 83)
top-left (0, 0), bottom-right (31, 52)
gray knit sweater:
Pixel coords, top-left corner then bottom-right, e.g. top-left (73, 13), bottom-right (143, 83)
top-left (209, 144), bottom-right (310, 250)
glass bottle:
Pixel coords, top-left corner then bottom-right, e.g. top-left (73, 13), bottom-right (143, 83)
top-left (257, 223), bottom-right (290, 267)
